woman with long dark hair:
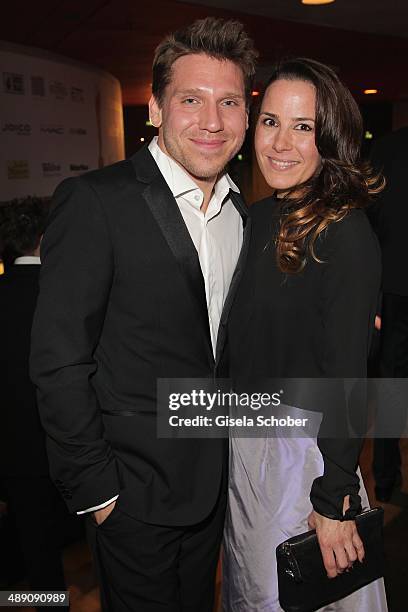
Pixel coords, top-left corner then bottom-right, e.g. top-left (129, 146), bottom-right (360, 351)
top-left (223, 58), bottom-right (388, 610)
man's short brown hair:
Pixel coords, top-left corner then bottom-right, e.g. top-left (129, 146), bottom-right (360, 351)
top-left (152, 17), bottom-right (258, 107)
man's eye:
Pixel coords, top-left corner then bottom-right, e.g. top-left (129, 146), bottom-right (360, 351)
top-left (222, 100), bottom-right (237, 106)
top-left (182, 98), bottom-right (198, 104)
top-left (295, 123), bottom-right (313, 131)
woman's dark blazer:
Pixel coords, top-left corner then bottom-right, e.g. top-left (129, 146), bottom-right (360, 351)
top-left (228, 198), bottom-right (381, 518)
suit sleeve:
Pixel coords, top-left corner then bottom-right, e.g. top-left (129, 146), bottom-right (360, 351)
top-left (310, 212), bottom-right (381, 519)
top-left (30, 177), bottom-right (120, 512)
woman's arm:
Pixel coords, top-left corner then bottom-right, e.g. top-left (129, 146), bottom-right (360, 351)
top-left (310, 210), bottom-right (381, 575)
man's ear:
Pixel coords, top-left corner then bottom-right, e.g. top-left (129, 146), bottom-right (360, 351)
top-left (149, 95), bottom-right (162, 128)
top-left (245, 110), bottom-right (249, 131)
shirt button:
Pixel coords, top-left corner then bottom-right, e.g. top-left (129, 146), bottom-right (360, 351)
top-left (194, 195), bottom-right (201, 201)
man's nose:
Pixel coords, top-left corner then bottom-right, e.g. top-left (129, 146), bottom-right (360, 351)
top-left (199, 102), bottom-right (223, 132)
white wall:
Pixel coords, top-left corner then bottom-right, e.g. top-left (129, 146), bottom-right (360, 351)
top-left (0, 41), bottom-right (125, 201)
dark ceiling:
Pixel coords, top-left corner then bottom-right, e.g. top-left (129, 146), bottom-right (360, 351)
top-left (1, 0), bottom-right (408, 106)
top-left (184, 0), bottom-right (408, 39)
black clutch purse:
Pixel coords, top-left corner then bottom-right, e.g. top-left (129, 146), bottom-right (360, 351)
top-left (276, 507), bottom-right (385, 612)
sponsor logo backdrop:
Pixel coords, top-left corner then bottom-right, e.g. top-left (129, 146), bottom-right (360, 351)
top-left (0, 44), bottom-right (124, 200)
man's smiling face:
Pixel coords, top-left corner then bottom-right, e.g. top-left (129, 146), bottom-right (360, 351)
top-left (149, 53), bottom-right (248, 185)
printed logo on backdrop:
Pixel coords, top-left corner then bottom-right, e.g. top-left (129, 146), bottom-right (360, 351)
top-left (31, 76), bottom-right (45, 97)
top-left (7, 160), bottom-right (29, 179)
top-left (71, 87), bottom-right (85, 103)
top-left (1, 122), bottom-right (31, 136)
top-left (49, 80), bottom-right (68, 100)
top-left (42, 162), bottom-right (61, 177)
top-left (3, 72), bottom-right (24, 95)
top-left (40, 124), bottom-right (64, 135)
top-left (69, 127), bottom-right (87, 136)
top-left (70, 163), bottom-right (89, 174)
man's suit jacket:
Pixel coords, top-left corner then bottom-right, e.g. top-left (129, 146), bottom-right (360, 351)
top-left (368, 126), bottom-right (408, 296)
top-left (0, 264), bottom-right (50, 478)
top-left (30, 145), bottom-right (250, 525)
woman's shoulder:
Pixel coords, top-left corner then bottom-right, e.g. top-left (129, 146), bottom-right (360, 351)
top-left (330, 207), bottom-right (373, 232)
top-left (249, 196), bottom-right (279, 221)
top-left (319, 208), bottom-right (381, 270)
top-left (323, 208), bottom-right (378, 248)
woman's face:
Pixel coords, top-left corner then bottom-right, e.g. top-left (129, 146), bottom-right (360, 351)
top-left (255, 79), bottom-right (321, 194)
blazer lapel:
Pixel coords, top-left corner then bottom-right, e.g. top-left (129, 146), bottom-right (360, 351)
top-left (215, 190), bottom-right (252, 366)
top-left (133, 148), bottom-right (213, 363)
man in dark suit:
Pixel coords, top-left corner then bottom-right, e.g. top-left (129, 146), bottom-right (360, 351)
top-left (369, 127), bottom-right (408, 502)
top-left (0, 198), bottom-right (67, 605)
top-left (30, 18), bottom-right (257, 612)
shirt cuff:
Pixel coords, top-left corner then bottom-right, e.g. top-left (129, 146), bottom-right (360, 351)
top-left (76, 495), bottom-right (119, 515)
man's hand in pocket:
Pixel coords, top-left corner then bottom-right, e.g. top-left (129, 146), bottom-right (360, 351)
top-left (93, 500), bottom-right (116, 526)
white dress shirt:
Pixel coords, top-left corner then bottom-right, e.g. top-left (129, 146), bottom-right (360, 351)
top-left (78, 138), bottom-right (243, 514)
top-left (149, 136), bottom-right (243, 353)
top-left (14, 256), bottom-right (41, 265)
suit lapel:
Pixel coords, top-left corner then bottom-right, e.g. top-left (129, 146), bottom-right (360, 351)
top-left (215, 191), bottom-right (251, 366)
top-left (132, 147), bottom-right (213, 364)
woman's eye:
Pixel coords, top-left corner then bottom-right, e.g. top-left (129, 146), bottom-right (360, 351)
top-left (263, 118), bottom-right (277, 127)
top-left (295, 123), bottom-right (313, 131)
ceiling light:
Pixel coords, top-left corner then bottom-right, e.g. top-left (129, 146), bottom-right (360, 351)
top-left (364, 89), bottom-right (378, 95)
top-left (252, 90), bottom-right (260, 97)
top-left (302, 0), bottom-right (335, 5)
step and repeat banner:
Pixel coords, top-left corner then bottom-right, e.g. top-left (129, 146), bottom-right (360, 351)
top-left (0, 41), bottom-right (125, 201)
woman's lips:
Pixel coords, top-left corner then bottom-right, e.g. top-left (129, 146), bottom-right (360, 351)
top-left (266, 157), bottom-right (300, 171)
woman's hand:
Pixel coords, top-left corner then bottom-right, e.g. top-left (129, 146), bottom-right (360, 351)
top-left (307, 495), bottom-right (365, 578)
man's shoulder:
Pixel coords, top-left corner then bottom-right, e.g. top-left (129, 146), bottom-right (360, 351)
top-left (53, 147), bottom-right (159, 207)
top-left (79, 157), bottom-right (135, 190)
top-left (0, 265), bottom-right (37, 283)
top-left (0, 267), bottom-right (39, 306)
top-left (78, 146), bottom-right (157, 191)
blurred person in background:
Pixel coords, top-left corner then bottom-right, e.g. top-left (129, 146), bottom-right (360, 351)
top-left (368, 127), bottom-right (408, 502)
top-left (0, 197), bottom-right (67, 608)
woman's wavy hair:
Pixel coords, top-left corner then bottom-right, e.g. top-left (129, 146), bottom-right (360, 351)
top-left (262, 58), bottom-right (384, 274)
